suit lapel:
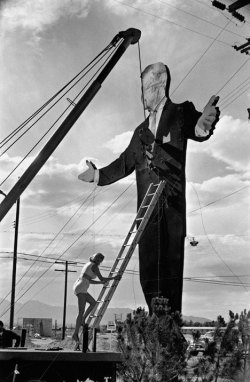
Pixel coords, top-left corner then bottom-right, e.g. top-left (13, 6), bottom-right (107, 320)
top-left (155, 99), bottom-right (172, 143)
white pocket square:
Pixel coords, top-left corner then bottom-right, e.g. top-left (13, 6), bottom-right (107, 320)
top-left (163, 133), bottom-right (170, 143)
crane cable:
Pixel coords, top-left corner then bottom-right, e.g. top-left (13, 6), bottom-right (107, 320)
top-left (0, 40), bottom-right (123, 187)
top-left (0, 39), bottom-right (116, 150)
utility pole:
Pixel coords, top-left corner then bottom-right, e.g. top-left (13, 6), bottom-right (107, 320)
top-left (10, 197), bottom-right (20, 329)
top-left (55, 260), bottom-right (76, 340)
top-left (0, 190), bottom-right (20, 330)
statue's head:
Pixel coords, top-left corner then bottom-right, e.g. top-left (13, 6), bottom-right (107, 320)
top-left (141, 62), bottom-right (171, 111)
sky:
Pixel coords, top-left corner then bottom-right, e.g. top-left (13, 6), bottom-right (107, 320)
top-left (0, 0), bottom-right (250, 324)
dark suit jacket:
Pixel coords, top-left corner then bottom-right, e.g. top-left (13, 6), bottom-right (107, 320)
top-left (98, 99), bottom-right (215, 223)
top-left (98, 99), bottom-right (218, 311)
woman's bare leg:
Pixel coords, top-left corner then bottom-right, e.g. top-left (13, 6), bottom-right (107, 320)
top-left (73, 293), bottom-right (87, 342)
top-left (82, 293), bottom-right (96, 324)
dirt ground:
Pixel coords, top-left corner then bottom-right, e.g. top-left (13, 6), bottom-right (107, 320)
top-left (25, 331), bottom-right (119, 352)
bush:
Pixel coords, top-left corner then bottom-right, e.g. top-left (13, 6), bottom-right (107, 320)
top-left (117, 297), bottom-right (187, 382)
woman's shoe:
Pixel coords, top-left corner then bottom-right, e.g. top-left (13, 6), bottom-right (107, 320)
top-left (74, 341), bottom-right (81, 351)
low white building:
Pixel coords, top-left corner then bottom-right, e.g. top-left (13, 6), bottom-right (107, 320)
top-left (21, 318), bottom-right (52, 337)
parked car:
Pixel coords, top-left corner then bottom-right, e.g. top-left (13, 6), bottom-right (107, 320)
top-left (187, 339), bottom-right (206, 356)
top-left (106, 321), bottom-right (116, 332)
top-left (200, 331), bottom-right (215, 342)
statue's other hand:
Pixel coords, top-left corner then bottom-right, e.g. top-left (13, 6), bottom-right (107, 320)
top-left (197, 95), bottom-right (220, 132)
top-left (78, 160), bottom-right (96, 182)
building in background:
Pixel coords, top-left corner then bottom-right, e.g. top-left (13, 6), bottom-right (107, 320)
top-left (20, 318), bottom-right (52, 337)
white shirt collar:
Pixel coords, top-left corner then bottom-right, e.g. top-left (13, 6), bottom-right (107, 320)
top-left (149, 96), bottom-right (167, 115)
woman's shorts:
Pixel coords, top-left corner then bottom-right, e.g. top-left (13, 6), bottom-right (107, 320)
top-left (73, 277), bottom-right (89, 295)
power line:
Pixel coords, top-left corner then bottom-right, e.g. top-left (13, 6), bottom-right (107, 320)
top-left (184, 277), bottom-right (250, 287)
top-left (157, 0), bottom-right (246, 39)
top-left (112, 0), bottom-right (231, 46)
top-left (0, 187), bottom-right (98, 308)
top-left (171, 18), bottom-right (232, 95)
top-left (215, 56), bottom-right (250, 94)
top-left (0, 181), bottom-right (135, 315)
top-left (0, 253), bottom-right (138, 275)
top-left (11, 185), bottom-right (119, 298)
top-left (219, 76), bottom-right (250, 105)
top-left (221, 84), bottom-right (250, 110)
top-left (3, 251), bottom-right (250, 278)
top-left (190, 183), bottom-right (249, 292)
top-left (187, 183), bottom-right (250, 214)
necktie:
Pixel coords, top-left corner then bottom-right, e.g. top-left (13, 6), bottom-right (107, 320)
top-left (149, 110), bottom-right (157, 137)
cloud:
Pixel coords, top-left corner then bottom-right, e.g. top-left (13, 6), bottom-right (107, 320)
top-left (103, 131), bottom-right (133, 154)
top-left (105, 0), bottom-right (170, 18)
top-left (187, 174), bottom-right (250, 210)
top-left (0, 0), bottom-right (91, 34)
top-left (188, 115), bottom-right (250, 173)
top-left (183, 233), bottom-right (250, 319)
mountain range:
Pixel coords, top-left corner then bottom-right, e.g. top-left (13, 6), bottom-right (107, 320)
top-left (0, 299), bottom-right (211, 326)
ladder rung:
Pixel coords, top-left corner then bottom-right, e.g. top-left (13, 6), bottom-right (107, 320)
top-left (87, 181), bottom-right (165, 341)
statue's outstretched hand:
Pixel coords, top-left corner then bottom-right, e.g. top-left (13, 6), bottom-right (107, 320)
top-left (78, 160), bottom-right (96, 182)
top-left (197, 95), bottom-right (220, 132)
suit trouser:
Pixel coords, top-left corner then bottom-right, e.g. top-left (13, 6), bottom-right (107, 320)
top-left (139, 203), bottom-right (185, 314)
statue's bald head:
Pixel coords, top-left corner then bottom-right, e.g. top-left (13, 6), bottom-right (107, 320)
top-left (141, 62), bottom-right (171, 111)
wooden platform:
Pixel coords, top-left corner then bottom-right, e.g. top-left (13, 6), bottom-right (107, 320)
top-left (0, 349), bottom-right (122, 382)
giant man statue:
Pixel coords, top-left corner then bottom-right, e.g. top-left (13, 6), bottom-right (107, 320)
top-left (78, 63), bottom-right (220, 313)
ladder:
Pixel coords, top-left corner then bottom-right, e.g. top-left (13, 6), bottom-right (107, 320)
top-left (86, 180), bottom-right (166, 342)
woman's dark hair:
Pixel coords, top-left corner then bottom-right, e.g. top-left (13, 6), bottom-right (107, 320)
top-left (90, 253), bottom-right (104, 263)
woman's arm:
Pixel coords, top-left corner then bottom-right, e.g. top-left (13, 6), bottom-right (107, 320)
top-left (92, 264), bottom-right (121, 282)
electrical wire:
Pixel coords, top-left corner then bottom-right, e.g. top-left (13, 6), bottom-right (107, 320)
top-left (157, 0), bottom-right (246, 39)
top-left (171, 18), bottom-right (232, 96)
top-left (13, 188), bottom-right (102, 300)
top-left (190, 182), bottom-right (249, 292)
top-left (215, 56), bottom-right (250, 95)
top-left (187, 183), bottom-right (250, 214)
top-left (219, 77), bottom-right (250, 107)
top-left (8, 185), bottom-right (115, 302)
top-left (112, 0), bottom-right (232, 46)
top-left (219, 76), bottom-right (250, 102)
top-left (0, 187), bottom-right (99, 308)
top-left (0, 182), bottom-right (135, 316)
top-left (0, 253), bottom-right (139, 275)
top-left (221, 85), bottom-right (250, 110)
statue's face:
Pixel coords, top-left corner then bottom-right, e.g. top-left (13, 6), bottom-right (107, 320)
top-left (141, 63), bottom-right (167, 111)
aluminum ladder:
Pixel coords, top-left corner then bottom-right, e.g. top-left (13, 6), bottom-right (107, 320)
top-left (86, 180), bottom-right (166, 343)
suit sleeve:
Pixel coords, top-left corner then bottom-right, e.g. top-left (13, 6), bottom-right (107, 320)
top-left (98, 132), bottom-right (136, 186)
top-left (183, 101), bottom-right (218, 142)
